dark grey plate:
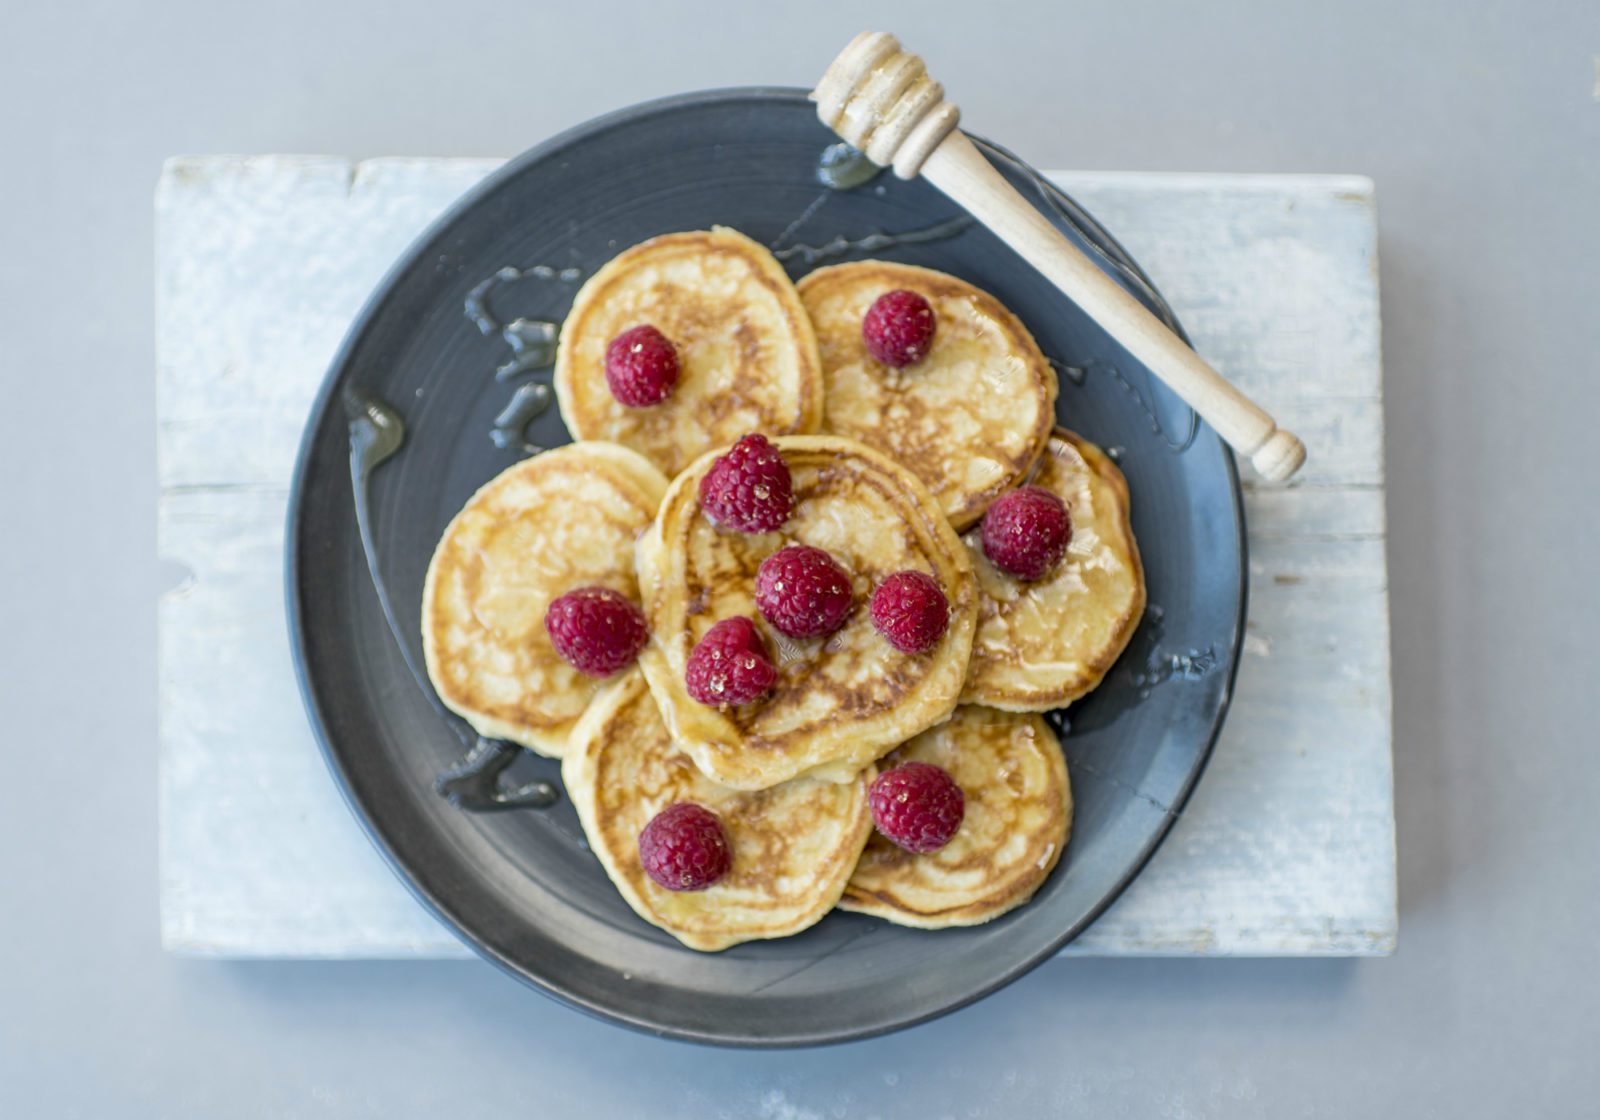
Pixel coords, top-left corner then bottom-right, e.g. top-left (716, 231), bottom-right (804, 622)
top-left (287, 88), bottom-right (1245, 1047)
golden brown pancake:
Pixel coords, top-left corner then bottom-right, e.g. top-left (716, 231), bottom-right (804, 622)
top-left (797, 260), bottom-right (1058, 531)
top-left (636, 434), bottom-right (977, 790)
top-left (421, 442), bottom-right (667, 757)
top-left (840, 706), bottom-right (1071, 928)
top-left (562, 672), bottom-right (872, 952)
top-left (553, 227), bottom-right (824, 478)
top-left (960, 429), bottom-right (1145, 711)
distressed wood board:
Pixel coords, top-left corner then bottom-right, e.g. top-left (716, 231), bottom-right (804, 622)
top-left (157, 157), bottom-right (1394, 957)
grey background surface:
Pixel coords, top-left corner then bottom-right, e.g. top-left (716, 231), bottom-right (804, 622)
top-left (2, 0), bottom-right (1595, 1116)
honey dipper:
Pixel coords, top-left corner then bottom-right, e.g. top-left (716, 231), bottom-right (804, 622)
top-left (813, 31), bottom-right (1306, 481)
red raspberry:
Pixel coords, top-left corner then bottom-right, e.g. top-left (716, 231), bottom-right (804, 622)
top-left (755, 545), bottom-right (853, 639)
top-left (543, 586), bottom-right (648, 677)
top-left (605, 324), bottom-right (680, 407)
top-left (862, 289), bottom-right (936, 368)
top-left (980, 485), bottom-right (1072, 581)
top-left (684, 617), bottom-right (777, 706)
top-left (869, 762), bottom-right (965, 853)
top-left (638, 802), bottom-right (731, 891)
top-left (869, 570), bottom-right (950, 653)
top-left (697, 434), bottom-right (794, 533)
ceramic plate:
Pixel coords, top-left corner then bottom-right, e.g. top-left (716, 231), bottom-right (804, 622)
top-left (287, 88), bottom-right (1245, 1046)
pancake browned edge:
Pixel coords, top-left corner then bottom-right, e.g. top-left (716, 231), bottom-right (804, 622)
top-left (637, 434), bottom-right (977, 791)
top-left (839, 706), bottom-right (1071, 928)
top-left (797, 260), bottom-right (1058, 531)
top-left (960, 429), bottom-right (1146, 711)
top-left (553, 227), bottom-right (824, 479)
top-left (421, 441), bottom-right (668, 757)
top-left (562, 672), bottom-right (873, 952)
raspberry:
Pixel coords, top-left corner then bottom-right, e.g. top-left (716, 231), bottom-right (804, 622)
top-left (862, 289), bottom-right (936, 368)
top-left (869, 570), bottom-right (950, 653)
top-left (869, 762), bottom-right (965, 853)
top-left (697, 434), bottom-right (794, 534)
top-left (684, 617), bottom-right (777, 706)
top-left (755, 545), bottom-right (853, 639)
top-left (543, 586), bottom-right (648, 677)
top-left (638, 802), bottom-right (731, 891)
top-left (605, 324), bottom-right (680, 407)
top-left (980, 485), bottom-right (1072, 581)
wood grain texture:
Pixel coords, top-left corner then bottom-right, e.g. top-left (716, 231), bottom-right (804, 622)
top-left (1055, 171), bottom-right (1393, 955)
top-left (156, 157), bottom-right (1393, 957)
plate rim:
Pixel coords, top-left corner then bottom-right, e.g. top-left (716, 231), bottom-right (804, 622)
top-left (285, 85), bottom-right (1249, 1047)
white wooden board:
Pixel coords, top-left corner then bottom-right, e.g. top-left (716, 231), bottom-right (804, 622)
top-left (157, 157), bottom-right (1393, 957)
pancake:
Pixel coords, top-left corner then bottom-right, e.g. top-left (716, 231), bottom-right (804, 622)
top-left (563, 672), bottom-right (872, 952)
top-left (421, 441), bottom-right (668, 757)
top-left (960, 429), bottom-right (1145, 711)
top-left (797, 260), bottom-right (1058, 531)
top-left (839, 706), bottom-right (1071, 928)
top-left (553, 227), bottom-right (824, 478)
top-left (636, 434), bottom-right (977, 790)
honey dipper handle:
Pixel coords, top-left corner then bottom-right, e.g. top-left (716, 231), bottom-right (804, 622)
top-left (921, 131), bottom-right (1305, 481)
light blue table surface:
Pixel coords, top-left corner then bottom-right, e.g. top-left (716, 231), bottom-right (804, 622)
top-left (2, 1), bottom-right (1596, 1116)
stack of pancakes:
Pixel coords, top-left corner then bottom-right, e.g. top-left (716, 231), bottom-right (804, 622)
top-left (424, 228), bottom-right (1145, 951)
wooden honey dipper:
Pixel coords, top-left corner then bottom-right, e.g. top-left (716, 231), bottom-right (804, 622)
top-left (813, 32), bottom-right (1307, 481)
